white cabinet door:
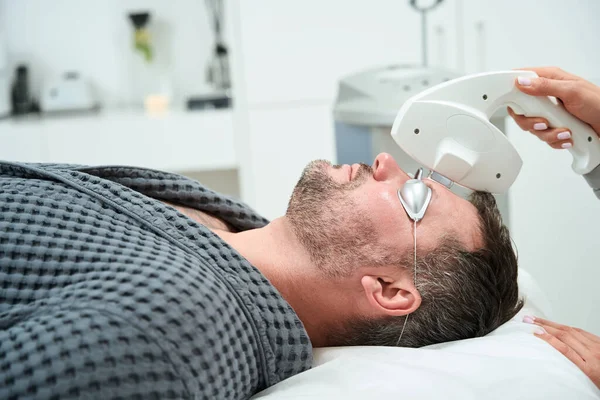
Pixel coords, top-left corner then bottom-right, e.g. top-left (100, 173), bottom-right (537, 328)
top-left (236, 0), bottom-right (430, 105)
top-left (0, 120), bottom-right (47, 163)
top-left (42, 111), bottom-right (237, 172)
top-left (462, 0), bottom-right (600, 334)
top-left (462, 0), bottom-right (600, 76)
top-left (0, 110), bottom-right (237, 173)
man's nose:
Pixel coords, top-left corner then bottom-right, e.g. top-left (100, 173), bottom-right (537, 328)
top-left (372, 153), bottom-right (409, 182)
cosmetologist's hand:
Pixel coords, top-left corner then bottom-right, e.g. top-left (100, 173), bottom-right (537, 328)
top-left (507, 67), bottom-right (600, 150)
top-left (524, 315), bottom-right (600, 390)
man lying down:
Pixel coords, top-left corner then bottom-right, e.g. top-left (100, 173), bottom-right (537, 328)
top-left (0, 153), bottom-right (522, 399)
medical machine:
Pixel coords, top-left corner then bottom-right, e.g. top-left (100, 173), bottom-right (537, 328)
top-left (391, 70), bottom-right (600, 199)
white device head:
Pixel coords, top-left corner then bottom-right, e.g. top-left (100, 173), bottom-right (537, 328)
top-left (391, 70), bottom-right (600, 193)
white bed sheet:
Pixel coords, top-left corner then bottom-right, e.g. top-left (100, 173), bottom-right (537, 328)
top-left (253, 269), bottom-right (600, 400)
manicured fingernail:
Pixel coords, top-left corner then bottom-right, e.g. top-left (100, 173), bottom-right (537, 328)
top-left (523, 315), bottom-right (536, 324)
top-left (533, 123), bottom-right (547, 130)
top-left (557, 131), bottom-right (571, 140)
top-left (535, 328), bottom-right (546, 335)
top-left (518, 76), bottom-right (532, 86)
top-left (562, 143), bottom-right (572, 149)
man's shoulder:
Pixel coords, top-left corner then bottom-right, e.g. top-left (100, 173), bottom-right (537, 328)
top-left (0, 161), bottom-right (86, 179)
top-left (0, 161), bottom-right (270, 229)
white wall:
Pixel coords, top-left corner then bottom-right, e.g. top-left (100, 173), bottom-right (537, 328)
top-left (0, 0), bottom-right (219, 108)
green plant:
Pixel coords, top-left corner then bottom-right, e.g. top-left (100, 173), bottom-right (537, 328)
top-left (134, 28), bottom-right (153, 62)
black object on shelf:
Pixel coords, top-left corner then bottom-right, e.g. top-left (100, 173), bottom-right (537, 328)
top-left (11, 65), bottom-right (34, 115)
top-left (186, 94), bottom-right (231, 110)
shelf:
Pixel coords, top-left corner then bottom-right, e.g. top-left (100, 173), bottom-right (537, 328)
top-left (0, 108), bottom-right (237, 173)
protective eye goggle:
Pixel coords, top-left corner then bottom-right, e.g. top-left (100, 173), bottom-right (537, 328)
top-left (397, 168), bottom-right (434, 222)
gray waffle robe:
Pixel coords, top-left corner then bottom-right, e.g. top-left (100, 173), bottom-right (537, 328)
top-left (0, 162), bottom-right (313, 399)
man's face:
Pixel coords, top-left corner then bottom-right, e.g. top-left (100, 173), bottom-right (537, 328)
top-left (286, 152), bottom-right (482, 276)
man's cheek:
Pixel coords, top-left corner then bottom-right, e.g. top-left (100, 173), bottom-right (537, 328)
top-left (355, 187), bottom-right (398, 215)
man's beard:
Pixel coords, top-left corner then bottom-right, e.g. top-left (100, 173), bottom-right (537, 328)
top-left (286, 160), bottom-right (381, 277)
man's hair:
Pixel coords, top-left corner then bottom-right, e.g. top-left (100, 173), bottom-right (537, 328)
top-left (338, 191), bottom-right (523, 348)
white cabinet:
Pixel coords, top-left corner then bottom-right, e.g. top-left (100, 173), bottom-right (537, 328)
top-left (0, 109), bottom-right (237, 173)
top-left (0, 122), bottom-right (46, 162)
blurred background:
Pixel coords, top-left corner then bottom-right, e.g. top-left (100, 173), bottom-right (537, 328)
top-left (0, 0), bottom-right (599, 334)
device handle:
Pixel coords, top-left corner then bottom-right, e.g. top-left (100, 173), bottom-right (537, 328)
top-left (506, 72), bottom-right (600, 175)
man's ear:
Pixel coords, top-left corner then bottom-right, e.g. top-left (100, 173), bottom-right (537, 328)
top-left (360, 274), bottom-right (421, 317)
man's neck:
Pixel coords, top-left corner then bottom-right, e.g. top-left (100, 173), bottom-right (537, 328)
top-left (214, 217), bottom-right (349, 347)
top-left (159, 200), bottom-right (355, 347)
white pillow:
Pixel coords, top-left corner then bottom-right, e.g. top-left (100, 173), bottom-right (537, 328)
top-left (253, 269), bottom-right (600, 400)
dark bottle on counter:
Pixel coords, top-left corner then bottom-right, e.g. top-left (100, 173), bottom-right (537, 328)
top-left (11, 65), bottom-right (32, 115)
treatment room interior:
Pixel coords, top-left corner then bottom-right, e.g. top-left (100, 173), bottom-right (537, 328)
top-left (1, 0), bottom-right (599, 398)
